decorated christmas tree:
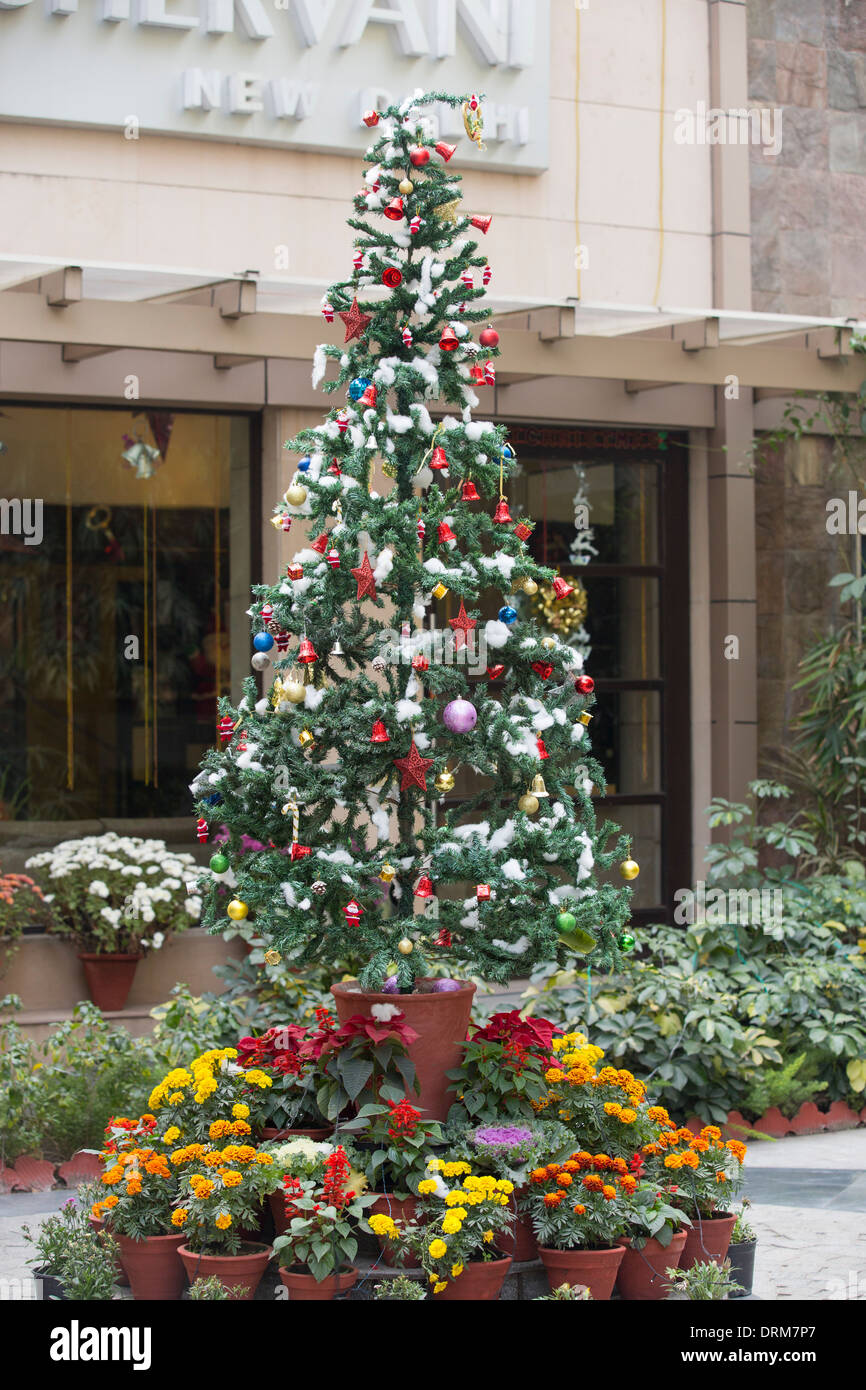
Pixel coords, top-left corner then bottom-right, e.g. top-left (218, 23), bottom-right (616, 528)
top-left (194, 91), bottom-right (637, 994)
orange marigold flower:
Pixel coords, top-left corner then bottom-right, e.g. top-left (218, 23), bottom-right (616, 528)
top-left (664, 1154), bottom-right (683, 1170)
top-left (690, 1136), bottom-right (710, 1153)
top-left (545, 1163), bottom-right (561, 1176)
top-left (556, 1172), bottom-right (573, 1188)
top-left (602, 1184), bottom-right (617, 1201)
top-left (530, 1168), bottom-right (549, 1184)
top-left (612, 1157), bottom-right (628, 1174)
top-left (573, 1203), bottom-right (586, 1215)
top-left (582, 1174), bottom-right (603, 1192)
top-left (681, 1151), bottom-right (699, 1169)
top-left (617, 1174), bottom-right (637, 1194)
top-left (562, 1160), bottom-right (580, 1174)
top-left (726, 1140), bottom-right (747, 1163)
top-left (701, 1126), bottom-right (722, 1141)
top-left (574, 1151), bottom-right (594, 1169)
top-left (592, 1153), bottom-right (612, 1170)
top-left (715, 1170), bottom-right (728, 1183)
top-left (543, 1192), bottom-right (563, 1207)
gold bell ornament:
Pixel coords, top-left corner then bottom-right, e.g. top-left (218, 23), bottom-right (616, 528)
top-left (264, 950), bottom-right (282, 966)
top-left (578, 711), bottom-right (593, 727)
top-left (379, 863), bottom-right (397, 883)
top-left (432, 582), bottom-right (449, 600)
top-left (298, 728), bottom-right (316, 749)
top-left (530, 774), bottom-right (550, 798)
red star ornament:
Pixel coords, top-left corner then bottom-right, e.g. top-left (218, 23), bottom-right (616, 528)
top-left (394, 739), bottom-right (434, 792)
top-left (351, 551), bottom-right (377, 600)
top-left (448, 600), bottom-right (477, 650)
top-left (338, 296), bottom-right (373, 343)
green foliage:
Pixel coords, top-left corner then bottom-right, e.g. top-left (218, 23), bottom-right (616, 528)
top-left (666, 1259), bottom-right (743, 1301)
top-left (534, 1282), bottom-right (592, 1301)
top-left (731, 1204), bottom-right (756, 1245)
top-left (372, 1275), bottom-right (427, 1300)
top-left (445, 1037), bottom-right (549, 1126)
top-left (742, 1052), bottom-right (827, 1120)
top-left (22, 1195), bottom-right (118, 1300)
top-left (187, 1275), bottom-right (244, 1300)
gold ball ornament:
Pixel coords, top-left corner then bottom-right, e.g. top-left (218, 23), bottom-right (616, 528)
top-left (285, 483), bottom-right (308, 507)
top-left (523, 578), bottom-right (538, 596)
top-left (540, 636), bottom-right (556, 651)
top-left (284, 681), bottom-right (306, 704)
top-left (434, 769), bottom-right (455, 793)
top-left (264, 949), bottom-right (282, 965)
top-left (227, 898), bottom-right (249, 921)
top-left (379, 863), bottom-right (397, 883)
top-left (399, 179), bottom-right (414, 195)
top-left (620, 858), bottom-right (640, 881)
top-left (518, 792), bottom-right (540, 814)
top-left (397, 938), bottom-right (414, 956)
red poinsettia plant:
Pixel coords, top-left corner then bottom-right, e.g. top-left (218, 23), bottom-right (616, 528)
top-left (236, 1012), bottom-right (333, 1131)
top-left (313, 1006), bottom-right (420, 1124)
top-left (446, 1011), bottom-right (562, 1127)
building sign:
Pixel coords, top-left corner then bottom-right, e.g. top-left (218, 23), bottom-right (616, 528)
top-left (0, 0), bottom-right (550, 172)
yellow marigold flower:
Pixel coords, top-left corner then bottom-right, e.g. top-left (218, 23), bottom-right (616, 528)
top-left (445, 1190), bottom-right (469, 1206)
top-left (664, 1155), bottom-right (683, 1170)
top-left (426, 1159), bottom-right (444, 1172)
top-left (647, 1106), bottom-right (669, 1123)
top-left (255, 1153), bottom-right (274, 1166)
top-left (701, 1125), bottom-right (722, 1141)
top-left (417, 1179), bottom-right (439, 1195)
top-left (103, 1194), bottom-right (119, 1210)
top-left (482, 1230), bottom-right (494, 1243)
top-left (168, 1092), bottom-right (185, 1106)
top-left (232, 1104), bottom-right (250, 1120)
top-left (125, 1181), bottom-right (142, 1196)
top-left (433, 1281), bottom-right (448, 1294)
top-left (428, 1273), bottom-right (438, 1284)
top-left (163, 1127), bottom-right (181, 1145)
top-left (428, 1239), bottom-right (447, 1259)
top-left (496, 1180), bottom-right (514, 1194)
top-left (441, 1214), bottom-right (463, 1235)
top-left (215, 1212), bottom-right (232, 1230)
top-left (171, 1209), bottom-right (188, 1227)
top-left (221, 1170), bottom-right (243, 1187)
top-left (681, 1151), bottom-right (699, 1169)
top-left (368, 1215), bottom-right (398, 1238)
top-left (243, 1070), bottom-right (273, 1089)
top-left (203, 1151), bottom-right (225, 1168)
top-left (726, 1140), bottom-right (747, 1163)
top-left (450, 1263), bottom-right (464, 1279)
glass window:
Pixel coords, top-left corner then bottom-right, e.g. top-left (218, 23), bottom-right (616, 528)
top-left (0, 407), bottom-right (250, 822)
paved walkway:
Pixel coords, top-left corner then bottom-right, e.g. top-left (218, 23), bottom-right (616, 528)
top-left (2, 1130), bottom-right (865, 1299)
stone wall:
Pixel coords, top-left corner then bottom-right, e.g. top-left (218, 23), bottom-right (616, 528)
top-left (749, 0), bottom-right (866, 316)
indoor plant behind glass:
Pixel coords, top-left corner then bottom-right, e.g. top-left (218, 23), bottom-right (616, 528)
top-left (25, 833), bottom-right (201, 1011)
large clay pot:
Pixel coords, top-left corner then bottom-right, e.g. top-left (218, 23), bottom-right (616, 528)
top-left (178, 1242), bottom-right (273, 1300)
top-left (496, 1188), bottom-right (536, 1263)
top-left (367, 1193), bottom-right (419, 1267)
top-left (278, 1265), bottom-right (358, 1301)
top-left (260, 1126), bottom-right (333, 1142)
top-left (679, 1213), bottom-right (737, 1270)
top-left (78, 952), bottom-right (142, 1012)
top-left (90, 1217), bottom-right (130, 1286)
top-left (330, 978), bottom-right (476, 1122)
top-left (116, 1232), bottom-right (186, 1300)
top-left (432, 1256), bottom-right (511, 1301)
top-left (538, 1244), bottom-right (625, 1301)
top-left (615, 1230), bottom-right (687, 1300)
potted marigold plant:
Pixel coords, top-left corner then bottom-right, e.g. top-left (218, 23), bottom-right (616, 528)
top-left (640, 1124), bottom-right (746, 1269)
top-left (0, 871), bottom-right (48, 975)
top-left (446, 1011), bottom-right (560, 1126)
top-left (615, 1184), bottom-right (692, 1300)
top-left (274, 1145), bottom-right (375, 1301)
top-left (534, 1033), bottom-right (671, 1158)
top-left (174, 1144), bottom-right (281, 1298)
top-left (236, 1015), bottom-right (332, 1140)
top-left (390, 1156), bottom-right (514, 1301)
top-left (147, 1047), bottom-right (273, 1144)
top-left (344, 1098), bottom-right (443, 1265)
top-left (525, 1152), bottom-right (633, 1300)
top-left (93, 1130), bottom-right (191, 1301)
top-left (25, 833), bottom-right (201, 1011)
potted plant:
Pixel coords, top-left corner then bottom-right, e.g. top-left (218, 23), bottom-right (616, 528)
top-left (525, 1152), bottom-right (633, 1300)
top-left (0, 871), bottom-right (48, 975)
top-left (25, 833), bottom-right (201, 1011)
top-left (236, 1015), bottom-right (332, 1140)
top-left (641, 1124), bottom-right (746, 1269)
top-left (446, 1011), bottom-right (561, 1127)
top-left (390, 1155), bottom-right (514, 1300)
top-left (666, 1258), bottom-right (744, 1300)
top-left (147, 1046), bottom-right (273, 1144)
top-left (534, 1283), bottom-right (593, 1300)
top-left (274, 1145), bottom-right (375, 1300)
top-left (616, 1184), bottom-right (692, 1300)
top-left (727, 1204), bottom-right (757, 1297)
top-left (372, 1275), bottom-right (427, 1300)
top-left (93, 1126), bottom-right (192, 1300)
top-left (22, 1196), bottom-right (119, 1301)
top-left (265, 1135), bottom-right (367, 1236)
top-left (314, 1005), bottom-right (420, 1123)
top-left (462, 1120), bottom-right (574, 1263)
top-left (343, 1098), bottom-right (443, 1264)
top-left (174, 1143), bottom-right (281, 1298)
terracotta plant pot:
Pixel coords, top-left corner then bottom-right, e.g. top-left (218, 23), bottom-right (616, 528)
top-left (615, 1230), bottom-right (687, 1300)
top-left (538, 1244), bottom-right (625, 1301)
top-left (260, 1126), bottom-right (333, 1142)
top-left (90, 1217), bottom-right (130, 1286)
top-left (496, 1188), bottom-right (537, 1263)
top-left (178, 1242), bottom-right (273, 1300)
top-left (432, 1256), bottom-right (511, 1301)
top-left (116, 1232), bottom-right (186, 1300)
top-left (679, 1213), bottom-right (737, 1270)
top-left (78, 952), bottom-right (142, 1012)
top-left (278, 1265), bottom-right (358, 1301)
top-left (330, 978), bottom-right (476, 1122)
top-left (367, 1193), bottom-right (419, 1267)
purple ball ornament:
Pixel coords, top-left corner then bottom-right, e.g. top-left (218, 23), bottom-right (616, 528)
top-left (430, 978), bottom-right (461, 993)
top-left (381, 975), bottom-right (400, 994)
top-left (442, 698), bottom-right (477, 734)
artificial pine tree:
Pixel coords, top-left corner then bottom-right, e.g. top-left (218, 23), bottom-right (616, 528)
top-left (194, 91), bottom-right (637, 993)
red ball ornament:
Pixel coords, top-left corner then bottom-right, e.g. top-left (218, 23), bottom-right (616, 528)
top-left (479, 326), bottom-right (500, 348)
top-left (381, 267), bottom-right (403, 289)
top-left (575, 675), bottom-right (595, 695)
top-left (410, 147), bottom-right (431, 167)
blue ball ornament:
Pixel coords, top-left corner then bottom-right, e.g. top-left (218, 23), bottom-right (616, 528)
top-left (253, 631), bottom-right (275, 652)
top-left (502, 443), bottom-right (516, 460)
top-left (348, 377), bottom-right (372, 402)
top-left (298, 455), bottom-right (311, 472)
top-left (498, 605), bottom-right (518, 625)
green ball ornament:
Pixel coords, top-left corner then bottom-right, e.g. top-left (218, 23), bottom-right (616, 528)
top-left (618, 932), bottom-right (636, 953)
top-left (556, 909), bottom-right (577, 932)
top-left (209, 853), bottom-right (229, 875)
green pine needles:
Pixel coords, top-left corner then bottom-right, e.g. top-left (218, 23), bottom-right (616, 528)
top-left (194, 91), bottom-right (634, 991)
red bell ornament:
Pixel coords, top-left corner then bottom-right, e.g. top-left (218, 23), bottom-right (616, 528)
top-left (430, 446), bottom-right (448, 470)
top-left (461, 479), bottom-right (480, 501)
top-left (414, 874), bottom-right (434, 898)
top-left (384, 196), bottom-right (405, 221)
top-left (298, 638), bottom-right (318, 664)
top-left (363, 110), bottom-right (380, 127)
top-left (439, 325), bottom-right (459, 352)
top-left (536, 737), bottom-right (550, 760)
top-left (438, 521), bottom-right (456, 543)
top-left (575, 674), bottom-right (595, 695)
top-left (492, 498), bottom-right (512, 524)
top-left (553, 575), bottom-right (575, 600)
top-left (370, 720), bottom-right (390, 744)
top-left (532, 661), bottom-right (554, 680)
top-left (435, 141), bottom-right (457, 162)
top-left (359, 384), bottom-right (378, 407)
top-left (470, 215), bottom-right (493, 235)
top-left (311, 533), bottom-right (329, 554)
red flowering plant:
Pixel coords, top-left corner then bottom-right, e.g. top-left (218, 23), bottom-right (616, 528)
top-left (446, 1011), bottom-right (562, 1126)
top-left (313, 1005), bottom-right (420, 1125)
top-left (272, 1145), bottom-right (375, 1283)
top-left (342, 1098), bottom-right (444, 1200)
top-left (525, 1152), bottom-right (635, 1251)
top-left (236, 1010), bottom-right (333, 1131)
top-left (0, 872), bottom-right (48, 966)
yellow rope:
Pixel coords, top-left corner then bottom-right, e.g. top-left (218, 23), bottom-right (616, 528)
top-left (652, 0), bottom-right (667, 305)
top-left (575, 6), bottom-right (582, 300)
top-left (65, 441), bottom-right (74, 791)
